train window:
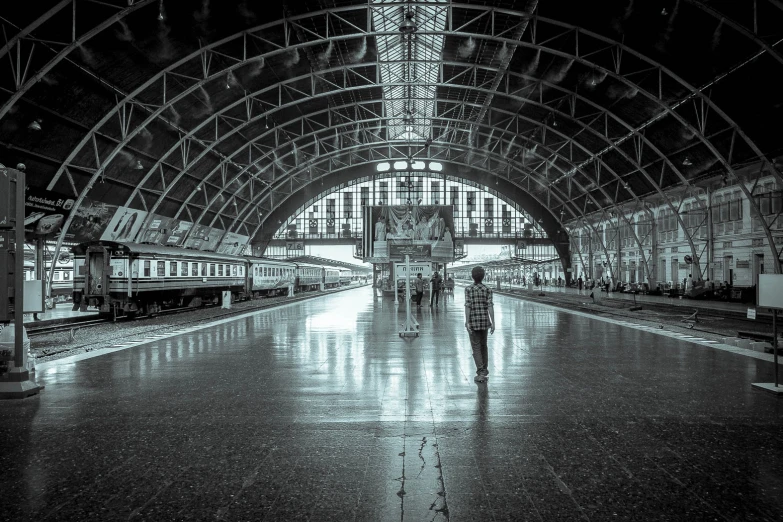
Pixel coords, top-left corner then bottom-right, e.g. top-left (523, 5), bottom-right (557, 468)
top-left (157, 261), bottom-right (165, 277)
top-left (226, 264), bottom-right (230, 276)
top-left (63, 271), bottom-right (70, 280)
top-left (144, 260), bottom-right (151, 277)
top-left (210, 264), bottom-right (215, 276)
top-left (170, 261), bottom-right (178, 276)
top-left (232, 265), bottom-right (237, 276)
top-left (54, 272), bottom-right (60, 280)
top-left (218, 264), bottom-right (224, 277)
top-left (192, 263), bottom-right (198, 277)
top-left (201, 263), bottom-right (207, 276)
top-left (264, 267), bottom-right (268, 277)
top-left (181, 262), bottom-right (188, 276)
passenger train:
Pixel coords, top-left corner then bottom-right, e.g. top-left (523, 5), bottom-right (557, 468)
top-left (23, 255), bottom-right (75, 298)
top-left (70, 241), bottom-right (356, 317)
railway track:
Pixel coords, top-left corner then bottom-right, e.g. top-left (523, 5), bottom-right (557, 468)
top-left (30, 283), bottom-right (369, 359)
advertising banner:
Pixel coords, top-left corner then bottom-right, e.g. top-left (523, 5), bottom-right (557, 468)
top-left (203, 228), bottom-right (223, 251)
top-left (68, 199), bottom-right (120, 243)
top-left (217, 232), bottom-right (249, 255)
top-left (100, 206), bottom-right (148, 242)
top-left (23, 188), bottom-right (76, 239)
top-left (183, 224), bottom-right (212, 250)
top-left (135, 214), bottom-right (192, 246)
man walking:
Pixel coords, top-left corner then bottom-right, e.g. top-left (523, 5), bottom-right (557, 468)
top-left (414, 273), bottom-right (425, 308)
top-left (430, 270), bottom-right (443, 307)
top-left (464, 266), bottom-right (495, 383)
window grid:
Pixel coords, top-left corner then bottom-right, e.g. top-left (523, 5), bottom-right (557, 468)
top-left (277, 173), bottom-right (542, 240)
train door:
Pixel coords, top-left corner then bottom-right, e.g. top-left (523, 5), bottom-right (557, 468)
top-left (86, 246), bottom-right (111, 296)
top-left (659, 257), bottom-right (666, 286)
top-left (754, 254), bottom-right (764, 286)
top-left (724, 255), bottom-right (733, 285)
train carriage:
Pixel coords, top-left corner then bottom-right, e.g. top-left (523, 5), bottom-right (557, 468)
top-left (247, 258), bottom-right (297, 297)
top-left (295, 262), bottom-right (325, 291)
top-left (23, 256), bottom-right (74, 299)
top-left (72, 241), bottom-right (246, 317)
top-left (338, 269), bottom-right (353, 286)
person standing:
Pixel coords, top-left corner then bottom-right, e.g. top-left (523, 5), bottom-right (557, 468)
top-left (430, 270), bottom-right (443, 307)
top-left (577, 275), bottom-right (583, 294)
top-left (414, 273), bottom-right (425, 308)
top-left (465, 266), bottom-right (495, 383)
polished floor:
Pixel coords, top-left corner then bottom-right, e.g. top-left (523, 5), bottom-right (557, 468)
top-left (2, 286), bottom-right (783, 521)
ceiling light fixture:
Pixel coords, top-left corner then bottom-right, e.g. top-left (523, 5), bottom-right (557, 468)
top-left (682, 157), bottom-right (693, 166)
top-left (399, 11), bottom-right (417, 34)
top-left (28, 119), bottom-right (42, 131)
top-left (135, 159), bottom-right (144, 170)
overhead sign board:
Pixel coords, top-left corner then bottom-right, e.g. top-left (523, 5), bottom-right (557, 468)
top-left (389, 242), bottom-right (431, 259)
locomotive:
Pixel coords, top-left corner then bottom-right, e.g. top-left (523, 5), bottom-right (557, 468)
top-left (71, 241), bottom-right (354, 317)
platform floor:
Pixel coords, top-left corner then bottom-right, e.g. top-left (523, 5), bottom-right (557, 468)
top-left (2, 286), bottom-right (783, 521)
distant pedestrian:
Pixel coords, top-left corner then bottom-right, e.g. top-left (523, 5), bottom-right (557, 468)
top-left (430, 270), bottom-right (443, 307)
top-left (414, 273), bottom-right (425, 308)
top-left (464, 266), bottom-right (495, 383)
top-left (577, 276), bottom-right (583, 294)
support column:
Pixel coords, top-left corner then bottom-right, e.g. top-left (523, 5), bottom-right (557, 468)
top-left (0, 167), bottom-right (44, 399)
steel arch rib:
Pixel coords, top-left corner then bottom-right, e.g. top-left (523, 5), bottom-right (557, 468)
top-left (29, 4), bottom-right (782, 274)
top-left (0, 0), bottom-right (157, 121)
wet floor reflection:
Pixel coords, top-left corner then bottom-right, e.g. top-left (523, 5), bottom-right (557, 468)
top-left (3, 286), bottom-right (783, 520)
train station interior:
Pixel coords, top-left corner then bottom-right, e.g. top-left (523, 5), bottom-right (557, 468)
top-left (2, 1), bottom-right (783, 520)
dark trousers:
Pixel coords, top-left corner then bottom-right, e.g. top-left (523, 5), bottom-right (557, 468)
top-left (430, 286), bottom-right (440, 305)
top-left (416, 290), bottom-right (423, 305)
top-left (468, 329), bottom-right (489, 372)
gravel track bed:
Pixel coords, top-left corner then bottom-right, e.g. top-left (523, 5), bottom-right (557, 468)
top-left (32, 284), bottom-right (368, 364)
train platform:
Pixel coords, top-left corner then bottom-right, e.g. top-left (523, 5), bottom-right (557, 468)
top-left (492, 281), bottom-right (766, 316)
top-left (2, 286), bottom-right (783, 521)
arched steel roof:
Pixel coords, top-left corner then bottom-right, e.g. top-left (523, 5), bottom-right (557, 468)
top-left (2, 0), bottom-right (783, 261)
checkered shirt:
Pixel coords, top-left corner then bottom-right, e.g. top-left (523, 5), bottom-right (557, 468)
top-left (465, 283), bottom-right (493, 330)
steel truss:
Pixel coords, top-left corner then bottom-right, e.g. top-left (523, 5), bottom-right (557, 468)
top-left (3, 2), bottom-right (783, 283)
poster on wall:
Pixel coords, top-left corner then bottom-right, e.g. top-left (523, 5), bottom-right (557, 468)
top-left (100, 206), bottom-right (148, 242)
top-left (363, 205), bottom-right (454, 260)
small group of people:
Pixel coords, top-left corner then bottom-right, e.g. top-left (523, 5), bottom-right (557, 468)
top-left (412, 270), bottom-right (445, 308)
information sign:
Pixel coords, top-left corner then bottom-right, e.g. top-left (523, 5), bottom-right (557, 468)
top-left (389, 242), bottom-right (431, 259)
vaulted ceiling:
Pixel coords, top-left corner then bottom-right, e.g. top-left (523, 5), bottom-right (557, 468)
top-left (2, 0), bottom-right (782, 251)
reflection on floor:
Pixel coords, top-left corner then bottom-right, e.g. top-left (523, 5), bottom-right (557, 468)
top-left (2, 286), bottom-right (783, 521)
